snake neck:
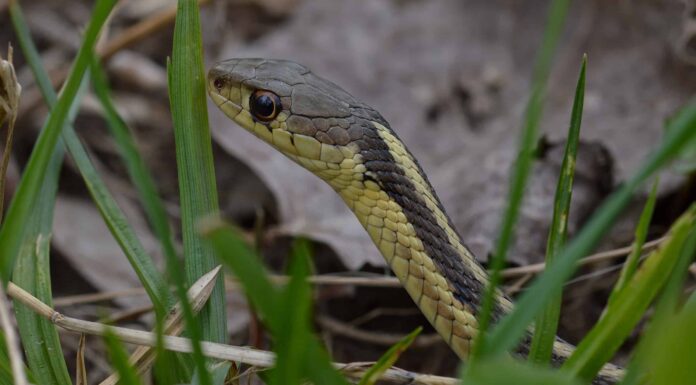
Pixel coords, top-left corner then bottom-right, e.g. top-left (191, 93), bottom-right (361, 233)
top-left (304, 115), bottom-right (512, 358)
top-left (321, 119), bottom-right (622, 383)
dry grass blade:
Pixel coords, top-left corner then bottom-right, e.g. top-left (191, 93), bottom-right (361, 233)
top-left (76, 335), bottom-right (87, 385)
top-left (0, 44), bottom-right (19, 132)
top-left (0, 283), bottom-right (28, 385)
top-left (6, 281), bottom-right (457, 385)
top-left (99, 265), bottom-right (222, 385)
top-left (0, 44), bottom-right (21, 220)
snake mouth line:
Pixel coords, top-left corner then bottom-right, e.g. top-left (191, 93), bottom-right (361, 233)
top-left (209, 91), bottom-right (242, 115)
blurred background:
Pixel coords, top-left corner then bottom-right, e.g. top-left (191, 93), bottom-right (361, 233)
top-left (1, 0), bottom-right (695, 381)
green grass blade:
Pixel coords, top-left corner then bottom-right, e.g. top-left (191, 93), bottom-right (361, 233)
top-left (643, 300), bottom-right (696, 385)
top-left (528, 56), bottom-right (586, 365)
top-left (358, 327), bottom-right (422, 385)
top-left (7, 5), bottom-right (53, 104)
top-left (273, 239), bottom-right (349, 385)
top-left (619, 218), bottom-right (696, 385)
top-left (650, 221), bottom-right (696, 317)
top-left (482, 101), bottom-right (696, 357)
top-left (154, 350), bottom-right (190, 385)
top-left (191, 362), bottom-right (232, 385)
top-left (11, 121), bottom-right (71, 385)
top-left (670, 112), bottom-right (696, 173)
top-left (561, 205), bottom-right (696, 381)
top-left (169, 0), bottom-right (226, 346)
top-left (0, 331), bottom-right (16, 385)
top-left (154, 56), bottom-right (213, 384)
top-left (167, 5), bottom-right (224, 380)
top-left (103, 329), bottom-right (145, 385)
top-left (200, 220), bottom-right (349, 385)
top-left (199, 219), bottom-right (280, 327)
top-left (473, 0), bottom-right (573, 357)
top-left (8, 5), bottom-right (72, 385)
top-left (0, 0), bottom-right (117, 282)
top-left (464, 356), bottom-right (582, 385)
top-left (89, 56), bottom-right (180, 272)
top-left (619, 226), bottom-right (696, 385)
top-left (609, 178), bottom-right (659, 302)
top-left (270, 240), bottom-right (313, 385)
top-left (302, 342), bottom-right (350, 385)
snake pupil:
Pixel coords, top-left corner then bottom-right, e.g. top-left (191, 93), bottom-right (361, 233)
top-left (213, 78), bottom-right (224, 90)
top-left (250, 90), bottom-right (281, 121)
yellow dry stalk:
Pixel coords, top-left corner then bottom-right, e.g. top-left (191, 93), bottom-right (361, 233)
top-left (0, 44), bottom-right (22, 219)
top-left (0, 44), bottom-right (21, 127)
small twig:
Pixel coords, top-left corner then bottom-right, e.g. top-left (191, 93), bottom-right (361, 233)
top-left (0, 282), bottom-right (29, 385)
top-left (54, 287), bottom-right (148, 307)
top-left (101, 304), bottom-right (153, 324)
top-left (564, 262), bottom-right (627, 286)
top-left (98, 0), bottom-right (211, 60)
top-left (349, 307), bottom-right (421, 327)
top-left (504, 273), bottom-right (533, 295)
top-left (316, 315), bottom-right (443, 348)
top-left (500, 236), bottom-right (666, 278)
top-left (308, 274), bottom-right (401, 286)
top-left (6, 281), bottom-right (458, 385)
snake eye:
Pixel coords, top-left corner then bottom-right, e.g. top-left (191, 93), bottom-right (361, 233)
top-left (213, 78), bottom-right (224, 90)
top-left (250, 90), bottom-right (281, 121)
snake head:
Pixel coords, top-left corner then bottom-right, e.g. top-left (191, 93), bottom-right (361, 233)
top-left (207, 59), bottom-right (383, 174)
top-left (208, 59), bottom-right (297, 134)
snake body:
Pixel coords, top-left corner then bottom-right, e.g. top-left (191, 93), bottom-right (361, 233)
top-left (207, 58), bottom-right (622, 383)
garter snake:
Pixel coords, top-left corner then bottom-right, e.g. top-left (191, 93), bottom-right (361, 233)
top-left (207, 58), bottom-right (623, 383)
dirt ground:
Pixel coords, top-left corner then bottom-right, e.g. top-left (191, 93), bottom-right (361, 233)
top-left (1, 0), bottom-right (695, 382)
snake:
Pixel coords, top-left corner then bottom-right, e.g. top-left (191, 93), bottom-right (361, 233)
top-left (206, 58), bottom-right (623, 383)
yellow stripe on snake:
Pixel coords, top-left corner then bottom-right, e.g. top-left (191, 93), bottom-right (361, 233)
top-left (207, 58), bottom-right (623, 384)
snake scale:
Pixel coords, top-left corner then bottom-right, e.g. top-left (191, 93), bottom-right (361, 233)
top-left (207, 58), bottom-right (623, 384)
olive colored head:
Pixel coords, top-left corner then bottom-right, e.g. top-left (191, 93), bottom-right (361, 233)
top-left (209, 59), bottom-right (379, 162)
